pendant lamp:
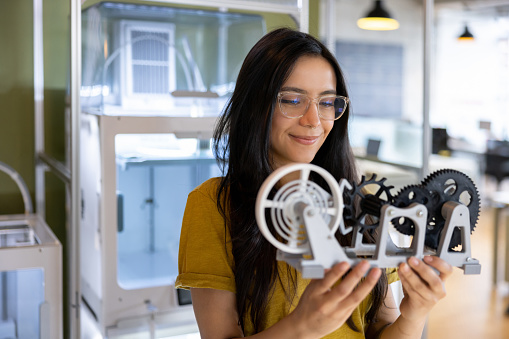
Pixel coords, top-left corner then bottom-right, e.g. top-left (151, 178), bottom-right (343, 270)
top-left (357, 0), bottom-right (400, 31)
top-left (458, 25), bottom-right (474, 41)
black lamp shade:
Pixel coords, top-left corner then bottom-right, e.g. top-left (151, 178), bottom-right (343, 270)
top-left (357, 0), bottom-right (399, 31)
top-left (459, 26), bottom-right (474, 39)
top-left (366, 0), bottom-right (392, 19)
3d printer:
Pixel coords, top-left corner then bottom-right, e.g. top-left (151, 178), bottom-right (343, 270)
top-left (79, 2), bottom-right (265, 338)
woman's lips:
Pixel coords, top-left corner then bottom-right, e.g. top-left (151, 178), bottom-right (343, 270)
top-left (290, 134), bottom-right (320, 145)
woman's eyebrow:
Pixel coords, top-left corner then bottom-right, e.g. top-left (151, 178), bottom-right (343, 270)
top-left (281, 86), bottom-right (306, 93)
top-left (281, 87), bottom-right (337, 95)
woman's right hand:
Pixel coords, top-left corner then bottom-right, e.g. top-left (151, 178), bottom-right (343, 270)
top-left (288, 260), bottom-right (382, 339)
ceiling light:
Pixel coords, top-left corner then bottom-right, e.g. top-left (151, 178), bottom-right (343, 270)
top-left (458, 25), bottom-right (475, 41)
top-left (357, 0), bottom-right (400, 31)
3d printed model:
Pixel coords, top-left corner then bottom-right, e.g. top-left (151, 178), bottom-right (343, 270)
top-left (255, 163), bottom-right (481, 279)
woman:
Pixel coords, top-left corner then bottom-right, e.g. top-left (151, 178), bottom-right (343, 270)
top-left (176, 28), bottom-right (452, 338)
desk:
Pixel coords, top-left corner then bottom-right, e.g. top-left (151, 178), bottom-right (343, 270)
top-left (490, 191), bottom-right (509, 286)
top-left (355, 151), bottom-right (481, 187)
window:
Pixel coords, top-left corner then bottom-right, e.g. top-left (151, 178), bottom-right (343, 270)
top-left (336, 41), bottom-right (403, 118)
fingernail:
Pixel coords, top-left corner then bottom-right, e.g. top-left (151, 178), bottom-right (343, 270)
top-left (339, 262), bottom-right (350, 270)
top-left (409, 257), bottom-right (419, 266)
top-left (369, 268), bottom-right (381, 279)
top-left (356, 261), bottom-right (366, 271)
top-left (400, 263), bottom-right (409, 273)
top-left (424, 256), bottom-right (433, 263)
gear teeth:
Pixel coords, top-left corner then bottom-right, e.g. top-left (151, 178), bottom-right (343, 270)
top-left (421, 168), bottom-right (450, 186)
top-left (395, 184), bottom-right (429, 203)
top-left (422, 168), bottom-right (481, 249)
top-left (421, 168), bottom-right (477, 188)
top-left (396, 184), bottom-right (424, 198)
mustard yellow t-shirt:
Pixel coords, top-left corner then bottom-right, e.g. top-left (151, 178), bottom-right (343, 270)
top-left (176, 177), bottom-right (399, 338)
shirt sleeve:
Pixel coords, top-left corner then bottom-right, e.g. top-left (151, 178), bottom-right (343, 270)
top-left (175, 179), bottom-right (236, 293)
top-left (386, 267), bottom-right (400, 284)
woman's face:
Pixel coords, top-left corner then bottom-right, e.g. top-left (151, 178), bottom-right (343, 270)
top-left (269, 55), bottom-right (336, 169)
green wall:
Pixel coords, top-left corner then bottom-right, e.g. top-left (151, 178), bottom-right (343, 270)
top-left (0, 0), bottom-right (69, 218)
top-left (0, 0), bottom-right (36, 215)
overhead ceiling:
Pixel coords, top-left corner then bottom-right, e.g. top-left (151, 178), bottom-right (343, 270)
top-left (433, 0), bottom-right (509, 10)
top-left (430, 0), bottom-right (509, 19)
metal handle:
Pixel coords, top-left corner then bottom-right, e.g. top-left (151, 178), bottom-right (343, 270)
top-left (0, 161), bottom-right (33, 214)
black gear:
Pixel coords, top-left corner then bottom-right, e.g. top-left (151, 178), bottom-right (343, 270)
top-left (392, 185), bottom-right (434, 235)
top-left (343, 174), bottom-right (395, 233)
top-left (422, 169), bottom-right (480, 250)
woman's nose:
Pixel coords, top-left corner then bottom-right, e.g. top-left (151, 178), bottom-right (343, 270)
top-left (299, 100), bottom-right (321, 128)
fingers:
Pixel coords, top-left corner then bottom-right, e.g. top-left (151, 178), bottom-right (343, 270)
top-left (314, 261), bottom-right (381, 299)
top-left (332, 260), bottom-right (369, 292)
top-left (399, 257), bottom-right (448, 301)
top-left (423, 255), bottom-right (454, 281)
top-left (399, 261), bottom-right (437, 302)
top-left (340, 267), bottom-right (382, 305)
top-left (329, 261), bottom-right (381, 302)
top-left (314, 261), bottom-right (351, 293)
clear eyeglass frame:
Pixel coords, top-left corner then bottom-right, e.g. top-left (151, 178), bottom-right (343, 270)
top-left (277, 91), bottom-right (349, 121)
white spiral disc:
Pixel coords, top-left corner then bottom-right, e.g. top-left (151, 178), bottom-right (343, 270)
top-left (255, 163), bottom-right (344, 254)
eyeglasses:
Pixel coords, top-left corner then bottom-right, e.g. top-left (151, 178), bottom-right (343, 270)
top-left (277, 91), bottom-right (349, 121)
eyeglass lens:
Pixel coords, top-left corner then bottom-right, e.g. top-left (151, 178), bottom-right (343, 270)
top-left (279, 93), bottom-right (346, 120)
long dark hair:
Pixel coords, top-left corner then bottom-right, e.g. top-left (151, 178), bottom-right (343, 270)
top-left (213, 27), bottom-right (387, 333)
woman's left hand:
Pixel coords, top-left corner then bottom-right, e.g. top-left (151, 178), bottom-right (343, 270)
top-left (397, 255), bottom-right (453, 323)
